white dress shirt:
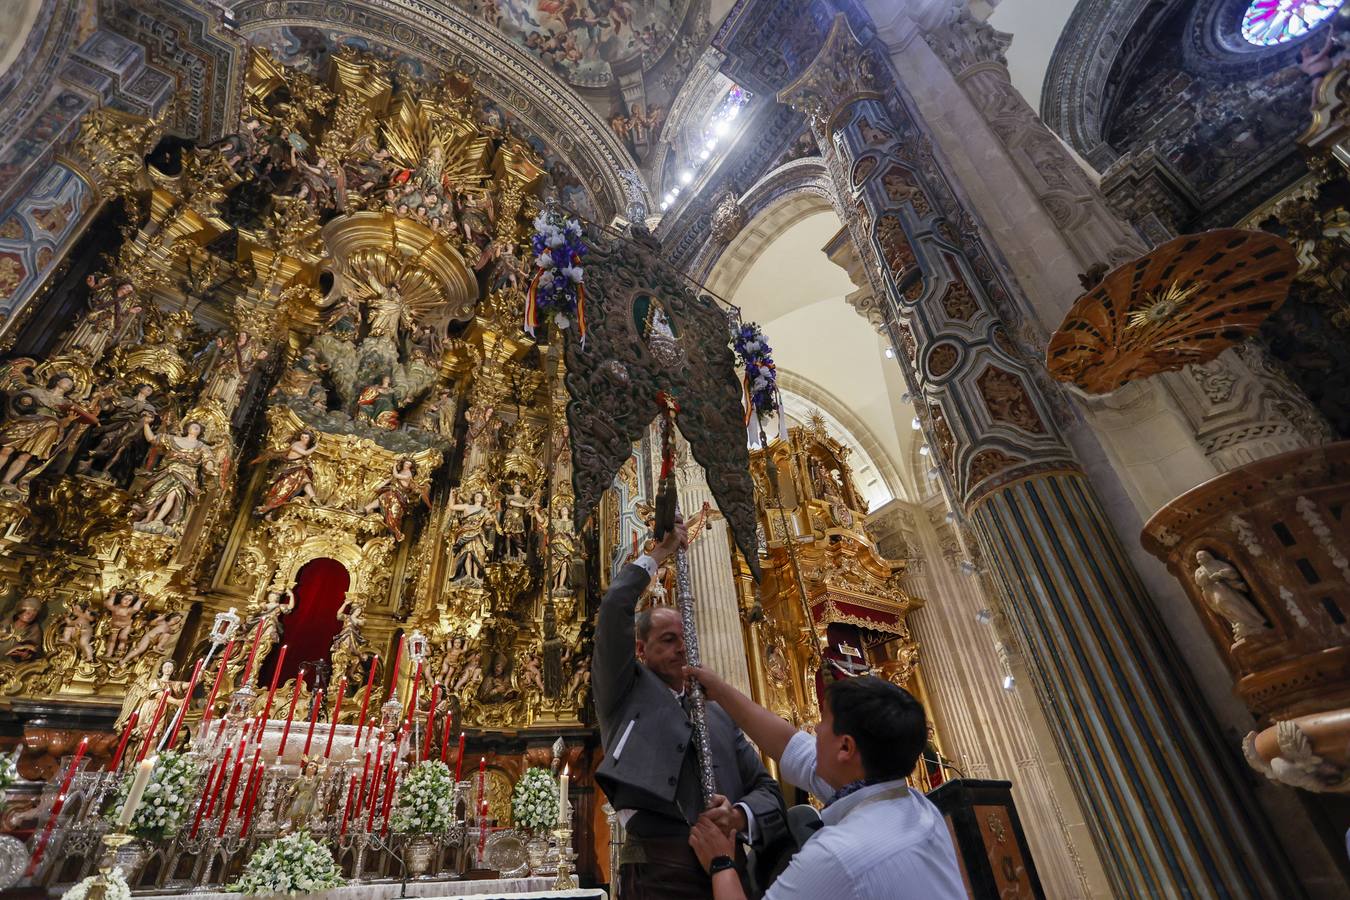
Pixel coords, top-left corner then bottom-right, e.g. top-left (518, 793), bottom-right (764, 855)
top-left (618, 554), bottom-right (757, 841)
top-left (767, 731), bottom-right (966, 899)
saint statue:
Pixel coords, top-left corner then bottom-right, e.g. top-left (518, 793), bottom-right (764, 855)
top-left (449, 488), bottom-right (496, 582)
top-left (115, 659), bottom-right (188, 743)
top-left (0, 597), bottom-right (44, 662)
top-left (0, 371), bottom-right (101, 492)
top-left (539, 503), bottom-right (576, 594)
top-left (58, 600), bottom-right (98, 664)
top-left (1193, 550), bottom-right (1269, 642)
top-left (254, 430), bottom-right (320, 517)
top-left (360, 457), bottom-right (430, 541)
top-left (120, 610), bottom-right (186, 667)
top-left (131, 419), bottom-right (222, 532)
top-left (247, 589), bottom-right (297, 666)
top-left (478, 652), bottom-right (515, 703)
top-left (76, 383), bottom-right (156, 482)
top-left (103, 590), bottom-right (146, 659)
top-left (200, 330), bottom-right (269, 405)
top-left (272, 347), bottom-right (329, 405)
top-left (355, 374), bottom-right (400, 430)
top-left (500, 479), bottom-right (535, 558)
top-left (330, 598), bottom-right (373, 687)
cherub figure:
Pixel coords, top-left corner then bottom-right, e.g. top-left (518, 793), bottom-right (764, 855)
top-left (103, 590), bottom-right (146, 659)
top-left (59, 601), bottom-right (98, 664)
top-left (121, 610), bottom-right (186, 666)
top-left (453, 650), bottom-right (483, 696)
top-left (520, 652), bottom-right (544, 698)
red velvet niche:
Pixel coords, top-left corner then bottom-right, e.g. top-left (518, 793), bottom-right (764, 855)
top-left (257, 557), bottom-right (350, 690)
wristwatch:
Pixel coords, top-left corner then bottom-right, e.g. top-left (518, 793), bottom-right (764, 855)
top-left (708, 855), bottom-right (736, 876)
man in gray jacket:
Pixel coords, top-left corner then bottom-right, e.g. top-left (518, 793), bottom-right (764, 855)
top-left (594, 518), bottom-right (788, 899)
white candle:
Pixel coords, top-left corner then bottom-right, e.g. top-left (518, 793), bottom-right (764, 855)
top-left (118, 757), bottom-right (156, 828)
top-left (558, 764), bottom-right (569, 826)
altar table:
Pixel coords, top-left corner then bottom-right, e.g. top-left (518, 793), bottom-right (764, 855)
top-left (161, 880), bottom-right (607, 900)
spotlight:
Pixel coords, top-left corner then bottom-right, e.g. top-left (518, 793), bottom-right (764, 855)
top-left (664, 193), bottom-right (674, 204)
top-left (727, 106), bottom-right (740, 120)
top-left (911, 417), bottom-right (921, 430)
top-left (884, 347), bottom-right (894, 359)
top-left (974, 608), bottom-right (992, 625)
top-left (714, 120), bottom-right (729, 136)
top-left (926, 466), bottom-right (939, 478)
top-left (671, 187), bottom-right (681, 197)
top-left (705, 138), bottom-right (717, 150)
top-left (959, 560), bottom-right (977, 576)
top-left (944, 511), bottom-right (957, 524)
top-left (1001, 674), bottom-right (1016, 692)
top-left (700, 149), bottom-right (710, 160)
top-left (660, 201), bottom-right (669, 211)
top-left (680, 170), bottom-right (693, 184)
top-left (901, 391), bottom-right (912, 403)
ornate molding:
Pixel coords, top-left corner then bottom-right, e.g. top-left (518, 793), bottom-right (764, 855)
top-left (777, 14), bottom-right (882, 139)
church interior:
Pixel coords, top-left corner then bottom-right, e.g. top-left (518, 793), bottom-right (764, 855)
top-left (0, 0), bottom-right (1347, 896)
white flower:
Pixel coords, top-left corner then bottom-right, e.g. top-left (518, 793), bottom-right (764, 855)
top-left (554, 315), bottom-right (570, 329)
top-left (561, 265), bottom-right (584, 283)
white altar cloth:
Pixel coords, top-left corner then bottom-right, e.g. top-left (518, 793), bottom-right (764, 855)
top-left (163, 879), bottom-right (607, 900)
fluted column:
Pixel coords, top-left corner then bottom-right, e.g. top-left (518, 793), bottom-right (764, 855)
top-left (677, 441), bottom-right (752, 696)
top-left (778, 15), bottom-right (1299, 898)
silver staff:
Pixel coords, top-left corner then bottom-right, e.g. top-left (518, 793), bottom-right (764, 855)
top-left (673, 517), bottom-right (717, 805)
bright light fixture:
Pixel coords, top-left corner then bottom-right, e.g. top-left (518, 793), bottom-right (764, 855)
top-left (679, 170), bottom-right (693, 184)
top-left (911, 417), bottom-right (921, 430)
top-left (714, 120), bottom-right (729, 137)
top-left (1002, 674), bottom-right (1016, 691)
top-left (660, 201), bottom-right (669, 211)
top-left (705, 138), bottom-right (717, 150)
top-left (884, 347), bottom-right (894, 359)
top-left (699, 149), bottom-right (710, 160)
top-left (918, 445), bottom-right (931, 456)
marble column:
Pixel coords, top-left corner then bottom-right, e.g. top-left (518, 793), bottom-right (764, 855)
top-left (676, 440), bottom-right (753, 697)
top-left (778, 15), bottom-right (1299, 898)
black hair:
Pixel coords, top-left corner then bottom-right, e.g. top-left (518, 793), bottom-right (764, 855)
top-left (825, 675), bottom-right (927, 782)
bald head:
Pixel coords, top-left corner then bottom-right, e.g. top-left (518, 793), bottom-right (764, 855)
top-left (635, 606), bottom-right (686, 690)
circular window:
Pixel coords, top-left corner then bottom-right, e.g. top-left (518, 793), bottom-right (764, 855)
top-left (1241, 0), bottom-right (1344, 46)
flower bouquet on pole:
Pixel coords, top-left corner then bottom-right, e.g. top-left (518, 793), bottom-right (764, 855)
top-left (524, 204), bottom-right (587, 343)
top-left (731, 319), bottom-right (784, 446)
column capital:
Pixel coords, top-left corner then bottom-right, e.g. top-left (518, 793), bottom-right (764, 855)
top-left (61, 106), bottom-right (161, 204)
top-left (777, 15), bottom-right (883, 139)
top-left (924, 9), bottom-right (1013, 79)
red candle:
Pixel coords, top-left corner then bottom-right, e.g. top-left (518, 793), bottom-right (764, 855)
top-left (107, 711), bottom-right (138, 773)
top-left (203, 746), bottom-right (233, 819)
top-left (217, 744), bottom-right (247, 836)
top-left (201, 640), bottom-right (235, 726)
top-left (356, 750), bottom-right (372, 814)
top-left (240, 618), bottom-right (266, 686)
top-left (239, 757), bottom-right (262, 836)
top-left (366, 745), bottom-right (384, 832)
top-left (354, 654), bottom-right (378, 748)
top-left (389, 634), bottom-right (405, 701)
top-left (135, 688), bottom-right (170, 763)
top-left (261, 645), bottom-right (287, 721)
top-left (406, 662), bottom-right (422, 724)
top-left (455, 733), bottom-right (466, 781)
top-left (340, 774), bottom-right (358, 835)
top-left (165, 658), bottom-right (205, 750)
top-left (422, 683), bottom-right (440, 759)
top-left (324, 677), bottom-right (347, 759)
top-left (25, 737), bottom-right (87, 877)
top-left (277, 668), bottom-right (304, 759)
top-left (191, 750), bottom-right (228, 837)
top-left (379, 738), bottom-right (401, 836)
top-left (302, 689), bottom-right (323, 758)
top-left (440, 706), bottom-right (452, 762)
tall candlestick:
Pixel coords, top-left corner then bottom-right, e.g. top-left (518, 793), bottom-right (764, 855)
top-left (192, 750), bottom-right (228, 837)
top-left (107, 711), bottom-right (138, 773)
top-left (302, 689), bottom-right (323, 758)
top-left (389, 633), bottom-right (405, 701)
top-left (406, 662), bottom-right (422, 723)
top-left (240, 617), bottom-right (266, 686)
top-left (422, 684), bottom-right (440, 759)
top-left (200, 640), bottom-right (235, 725)
top-left (366, 743), bottom-right (384, 832)
top-left (25, 737), bottom-right (88, 877)
top-left (354, 654), bottom-right (377, 748)
top-left (135, 688), bottom-right (170, 763)
top-left (261, 645), bottom-right (287, 720)
top-left (217, 744), bottom-right (246, 836)
top-left (356, 750), bottom-right (372, 815)
top-left (238, 744), bottom-right (264, 831)
top-left (324, 677), bottom-right (346, 759)
top-left (203, 746), bottom-right (233, 820)
top-left (455, 732), bottom-right (466, 781)
top-left (380, 732), bottom-right (402, 836)
top-left (277, 668), bottom-right (304, 759)
top-left (440, 706), bottom-right (452, 762)
top-left (117, 757), bottom-right (156, 828)
top-left (340, 774), bottom-right (358, 836)
top-left (163, 658), bottom-right (205, 751)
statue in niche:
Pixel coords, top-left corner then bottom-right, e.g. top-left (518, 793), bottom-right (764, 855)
top-left (1193, 550), bottom-right (1270, 642)
top-left (254, 430), bottom-right (320, 517)
top-left (360, 457), bottom-right (430, 541)
top-left (76, 383), bottom-right (157, 482)
top-left (539, 502), bottom-right (576, 593)
top-left (454, 189), bottom-right (495, 247)
top-left (59, 600), bottom-right (98, 664)
top-left (449, 488), bottom-right (496, 582)
top-left (453, 649), bottom-right (483, 698)
top-left (120, 610), bottom-right (186, 667)
top-left (248, 589), bottom-right (297, 664)
top-left (330, 599), bottom-right (372, 688)
top-left (76, 276), bottom-right (143, 351)
top-left (0, 597), bottom-right (43, 662)
top-left (478, 652), bottom-right (516, 703)
top-left (200, 330), bottom-right (269, 405)
top-left (115, 659), bottom-right (188, 741)
top-left (437, 636), bottom-right (468, 687)
top-left (0, 370), bottom-right (102, 494)
top-left (131, 419), bottom-right (222, 533)
top-left (542, 602), bottom-right (564, 697)
top-left (499, 479), bottom-right (536, 558)
top-left (103, 589), bottom-right (146, 659)
top-left (355, 374), bottom-right (400, 430)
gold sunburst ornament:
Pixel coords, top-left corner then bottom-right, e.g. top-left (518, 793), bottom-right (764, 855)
top-left (1046, 229), bottom-right (1297, 394)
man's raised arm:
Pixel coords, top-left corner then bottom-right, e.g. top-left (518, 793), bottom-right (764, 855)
top-left (685, 664), bottom-right (797, 761)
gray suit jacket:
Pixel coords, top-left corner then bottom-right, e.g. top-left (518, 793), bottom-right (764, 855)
top-left (593, 562), bottom-right (787, 848)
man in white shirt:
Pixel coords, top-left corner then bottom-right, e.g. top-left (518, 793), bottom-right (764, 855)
top-left (686, 665), bottom-right (966, 900)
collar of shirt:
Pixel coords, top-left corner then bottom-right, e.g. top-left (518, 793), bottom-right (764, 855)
top-left (820, 779), bottom-right (910, 827)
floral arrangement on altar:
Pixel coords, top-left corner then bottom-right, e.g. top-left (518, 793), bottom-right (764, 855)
top-left (109, 750), bottom-right (196, 840)
top-left (0, 748), bottom-right (18, 814)
top-left (510, 766), bottom-right (560, 833)
top-left (232, 831), bottom-right (344, 896)
top-left (390, 760), bottom-right (454, 834)
top-left (524, 206), bottom-right (587, 341)
top-left (61, 868), bottom-right (132, 900)
top-left (731, 320), bottom-right (782, 442)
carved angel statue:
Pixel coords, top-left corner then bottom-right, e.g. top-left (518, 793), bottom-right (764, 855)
top-left (566, 651), bottom-right (591, 706)
top-left (1193, 550), bottom-right (1269, 641)
top-left (131, 418), bottom-right (226, 532)
top-left (0, 365), bottom-right (102, 492)
top-left (449, 488), bottom-right (496, 582)
top-left (121, 610), bottom-right (186, 667)
top-left (436, 636), bottom-right (469, 687)
top-left (247, 589), bottom-right (297, 663)
top-left (115, 659), bottom-right (188, 743)
top-left (59, 600), bottom-right (98, 664)
top-left (519, 650), bottom-right (545, 700)
top-left (453, 649), bottom-right (483, 698)
top-left (500, 479), bottom-right (536, 558)
top-left (360, 457), bottom-right (431, 541)
top-left (76, 382), bottom-right (156, 481)
top-left (254, 430), bottom-right (320, 518)
top-left (103, 589), bottom-right (146, 659)
top-left (330, 598), bottom-right (375, 688)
